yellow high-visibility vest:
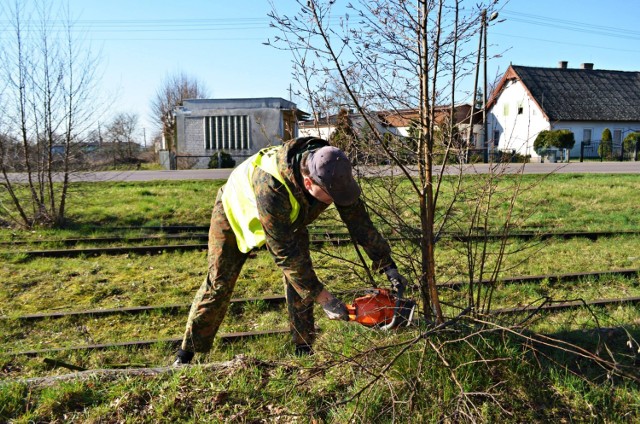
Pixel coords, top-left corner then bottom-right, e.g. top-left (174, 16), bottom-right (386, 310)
top-left (221, 146), bottom-right (300, 253)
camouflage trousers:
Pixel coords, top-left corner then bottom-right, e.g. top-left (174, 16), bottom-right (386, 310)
top-left (180, 188), bottom-right (316, 353)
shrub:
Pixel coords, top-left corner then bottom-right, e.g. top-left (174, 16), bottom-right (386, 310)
top-left (330, 107), bottom-right (357, 156)
top-left (533, 129), bottom-right (575, 154)
top-left (623, 131), bottom-right (640, 152)
top-left (499, 150), bottom-right (530, 163)
top-left (208, 151), bottom-right (236, 169)
top-left (598, 128), bottom-right (612, 159)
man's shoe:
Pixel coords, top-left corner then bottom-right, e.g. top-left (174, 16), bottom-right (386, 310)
top-left (321, 296), bottom-right (349, 321)
top-left (173, 349), bottom-right (194, 366)
top-left (295, 344), bottom-right (314, 356)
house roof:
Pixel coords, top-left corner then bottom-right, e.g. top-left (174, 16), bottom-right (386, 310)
top-left (378, 105), bottom-right (480, 127)
top-left (299, 113), bottom-right (341, 128)
top-left (488, 65), bottom-right (640, 122)
top-left (179, 97), bottom-right (309, 120)
top-left (300, 104), bottom-right (479, 128)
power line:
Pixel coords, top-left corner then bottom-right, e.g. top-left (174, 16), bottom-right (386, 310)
top-left (0, 16), bottom-right (344, 32)
top-left (492, 31), bottom-right (640, 54)
top-left (500, 10), bottom-right (640, 41)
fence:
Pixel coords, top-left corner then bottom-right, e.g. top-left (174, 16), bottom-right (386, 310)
top-left (580, 140), bottom-right (640, 162)
top-left (174, 153), bottom-right (252, 170)
top-left (462, 148), bottom-right (527, 164)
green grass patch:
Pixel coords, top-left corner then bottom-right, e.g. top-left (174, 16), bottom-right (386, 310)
top-left (1, 174), bottom-right (640, 421)
top-left (1, 325), bottom-right (637, 422)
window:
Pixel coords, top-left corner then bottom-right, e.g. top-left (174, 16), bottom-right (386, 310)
top-left (517, 102), bottom-right (523, 115)
top-left (503, 104), bottom-right (509, 116)
top-left (492, 130), bottom-right (500, 146)
top-left (204, 115), bottom-right (250, 150)
top-left (613, 129), bottom-right (622, 143)
top-left (583, 129), bottom-right (592, 143)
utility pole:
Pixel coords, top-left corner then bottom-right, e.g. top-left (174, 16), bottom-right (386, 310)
top-left (467, 10), bottom-right (484, 156)
top-left (483, 10), bottom-right (499, 163)
top-left (482, 9), bottom-right (488, 162)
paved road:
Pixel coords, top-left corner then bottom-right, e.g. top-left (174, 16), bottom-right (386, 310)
top-left (5, 161), bottom-right (639, 182)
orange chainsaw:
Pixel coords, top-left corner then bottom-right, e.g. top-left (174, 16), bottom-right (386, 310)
top-left (346, 288), bottom-right (416, 330)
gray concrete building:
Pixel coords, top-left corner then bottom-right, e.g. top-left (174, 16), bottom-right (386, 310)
top-left (173, 97), bottom-right (306, 168)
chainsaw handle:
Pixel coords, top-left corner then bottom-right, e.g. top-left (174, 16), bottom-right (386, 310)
top-left (389, 276), bottom-right (406, 299)
top-left (378, 296), bottom-right (405, 331)
top-left (379, 281), bottom-right (415, 331)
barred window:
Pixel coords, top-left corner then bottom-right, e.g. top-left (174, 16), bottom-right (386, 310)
top-left (204, 115), bottom-right (250, 150)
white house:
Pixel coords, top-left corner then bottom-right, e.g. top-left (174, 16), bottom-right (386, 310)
top-left (300, 105), bottom-right (481, 144)
top-left (299, 110), bottom-right (371, 139)
top-left (487, 62), bottom-right (640, 161)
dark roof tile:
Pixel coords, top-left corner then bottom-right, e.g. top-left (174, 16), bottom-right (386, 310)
top-left (512, 65), bottom-right (640, 121)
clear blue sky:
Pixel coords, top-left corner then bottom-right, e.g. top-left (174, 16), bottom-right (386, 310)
top-left (35, 0), bottom-right (640, 140)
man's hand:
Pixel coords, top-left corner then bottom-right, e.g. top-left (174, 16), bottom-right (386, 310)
top-left (316, 289), bottom-right (349, 321)
top-left (384, 268), bottom-right (408, 296)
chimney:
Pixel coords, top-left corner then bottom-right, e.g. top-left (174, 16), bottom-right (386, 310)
top-left (558, 61), bottom-right (568, 69)
top-left (581, 63), bottom-right (594, 70)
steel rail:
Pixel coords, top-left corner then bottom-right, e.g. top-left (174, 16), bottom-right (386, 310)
top-left (7, 237), bottom-right (359, 257)
top-left (4, 229), bottom-right (640, 254)
top-left (2, 295), bottom-right (286, 321)
top-left (491, 295), bottom-right (640, 315)
top-left (6, 328), bottom-right (290, 357)
top-left (437, 268), bottom-right (640, 290)
top-left (11, 244), bottom-right (209, 257)
top-left (0, 224), bottom-right (344, 246)
top-left (0, 231), bottom-right (339, 247)
top-left (2, 233), bottom-right (210, 247)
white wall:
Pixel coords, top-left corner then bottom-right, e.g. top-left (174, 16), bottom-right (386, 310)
top-left (487, 80), bottom-right (549, 159)
top-left (298, 126), bottom-right (334, 139)
top-left (551, 121), bottom-right (640, 158)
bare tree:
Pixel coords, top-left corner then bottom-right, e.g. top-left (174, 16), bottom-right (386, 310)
top-left (267, 4), bottom-right (640, 419)
top-left (0, 0), bottom-right (101, 228)
top-left (150, 72), bottom-right (209, 152)
top-left (269, 0), bottom-right (501, 323)
top-left (104, 112), bottom-right (141, 164)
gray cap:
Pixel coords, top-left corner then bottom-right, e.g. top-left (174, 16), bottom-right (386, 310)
top-left (307, 146), bottom-right (361, 206)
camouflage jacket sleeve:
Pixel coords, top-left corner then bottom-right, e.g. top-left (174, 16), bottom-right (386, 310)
top-left (336, 199), bottom-right (395, 272)
top-left (252, 168), bottom-right (324, 302)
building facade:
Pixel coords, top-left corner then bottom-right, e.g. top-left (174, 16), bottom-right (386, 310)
top-left (299, 105), bottom-right (481, 144)
top-left (173, 98), bottom-right (304, 168)
top-left (487, 63), bottom-right (640, 161)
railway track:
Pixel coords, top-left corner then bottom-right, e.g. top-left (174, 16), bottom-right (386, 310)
top-left (8, 329), bottom-right (291, 357)
top-left (1, 295), bottom-right (286, 321)
top-left (3, 268), bottom-right (638, 357)
top-left (2, 225), bottom-right (638, 360)
top-left (5, 293), bottom-right (639, 357)
top-left (4, 229), bottom-right (640, 258)
top-left (3, 268), bottom-right (638, 322)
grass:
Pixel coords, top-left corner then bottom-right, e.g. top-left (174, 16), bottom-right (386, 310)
top-left (2, 236), bottom-right (637, 318)
top-left (0, 174), bottom-right (639, 421)
top-left (0, 325), bottom-right (637, 422)
top-left (2, 174), bottom-right (639, 240)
